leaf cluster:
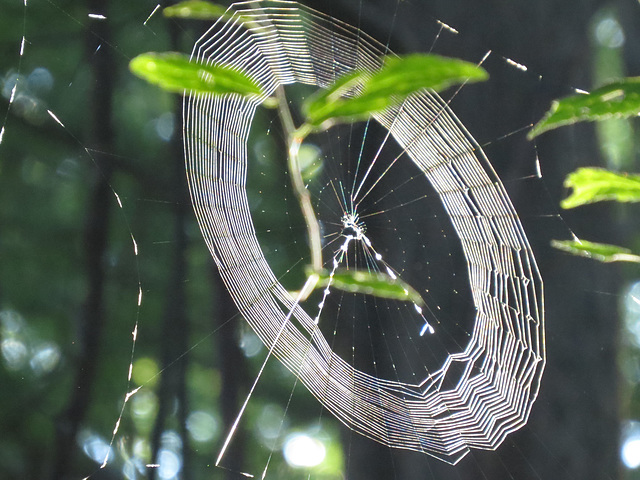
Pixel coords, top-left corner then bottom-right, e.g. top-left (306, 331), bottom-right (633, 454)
top-left (529, 78), bottom-right (640, 139)
top-left (128, 1), bottom-right (490, 304)
top-left (533, 79), bottom-right (640, 264)
top-left (302, 54), bottom-right (487, 127)
top-left (561, 168), bottom-right (640, 209)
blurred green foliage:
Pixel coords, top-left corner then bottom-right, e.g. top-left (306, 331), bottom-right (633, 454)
top-left (0, 1), bottom-right (342, 479)
top-left (163, 1), bottom-right (228, 20)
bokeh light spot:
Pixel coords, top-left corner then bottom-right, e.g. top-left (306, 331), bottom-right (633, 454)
top-left (594, 16), bottom-right (625, 49)
top-left (283, 433), bottom-right (326, 468)
top-left (623, 439), bottom-right (640, 469)
top-left (29, 341), bottom-right (61, 375)
top-left (154, 112), bottom-right (175, 141)
top-left (257, 403), bottom-right (287, 441)
top-left (186, 411), bottom-right (219, 443)
top-left (239, 329), bottom-right (262, 357)
top-left (157, 449), bottom-right (181, 479)
top-left (622, 421), bottom-right (640, 469)
top-left (27, 67), bottom-right (54, 93)
top-left (1, 338), bottom-right (28, 370)
top-left (79, 431), bottom-right (113, 465)
top-left (132, 357), bottom-right (160, 387)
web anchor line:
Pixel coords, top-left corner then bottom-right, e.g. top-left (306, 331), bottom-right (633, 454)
top-left (215, 274), bottom-right (317, 471)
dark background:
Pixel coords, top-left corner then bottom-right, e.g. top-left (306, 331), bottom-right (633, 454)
top-left (0, 0), bottom-right (639, 479)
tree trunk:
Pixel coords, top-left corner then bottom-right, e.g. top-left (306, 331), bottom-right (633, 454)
top-left (149, 92), bottom-right (191, 480)
top-left (49, 0), bottom-right (114, 478)
top-left (213, 269), bottom-right (248, 479)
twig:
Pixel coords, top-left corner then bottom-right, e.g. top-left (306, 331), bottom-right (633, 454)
top-left (275, 85), bottom-right (323, 274)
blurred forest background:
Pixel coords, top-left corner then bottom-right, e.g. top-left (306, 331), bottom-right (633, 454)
top-left (1, 0), bottom-right (640, 479)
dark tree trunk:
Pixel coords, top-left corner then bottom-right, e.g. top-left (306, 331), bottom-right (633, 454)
top-left (49, 0), bottom-right (114, 478)
top-left (149, 92), bottom-right (191, 480)
top-left (213, 269), bottom-right (248, 479)
top-left (149, 12), bottom-right (194, 480)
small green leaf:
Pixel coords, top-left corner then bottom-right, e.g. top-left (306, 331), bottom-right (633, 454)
top-left (129, 52), bottom-right (263, 96)
top-left (551, 239), bottom-right (640, 263)
top-left (528, 77), bottom-right (640, 139)
top-left (163, 1), bottom-right (227, 20)
top-left (303, 53), bottom-right (488, 127)
top-left (308, 267), bottom-right (425, 306)
top-left (560, 167), bottom-right (640, 209)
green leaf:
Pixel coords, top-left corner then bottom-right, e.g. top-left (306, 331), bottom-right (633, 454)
top-left (528, 77), bottom-right (640, 139)
top-left (129, 52), bottom-right (263, 96)
top-left (560, 167), bottom-right (640, 209)
top-left (302, 53), bottom-right (488, 127)
top-left (163, 1), bottom-right (228, 20)
top-left (308, 267), bottom-right (425, 306)
top-left (551, 239), bottom-right (640, 263)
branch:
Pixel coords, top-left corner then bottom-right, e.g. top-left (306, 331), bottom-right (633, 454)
top-left (275, 85), bottom-right (323, 273)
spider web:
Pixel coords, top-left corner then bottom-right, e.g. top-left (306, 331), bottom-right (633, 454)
top-left (183, 0), bottom-right (544, 465)
top-left (1, 0), bottom-right (628, 479)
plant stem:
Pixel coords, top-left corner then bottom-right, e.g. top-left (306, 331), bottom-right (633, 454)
top-left (275, 85), bottom-right (323, 273)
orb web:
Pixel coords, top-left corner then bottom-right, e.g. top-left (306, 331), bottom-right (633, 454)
top-left (183, 0), bottom-right (545, 464)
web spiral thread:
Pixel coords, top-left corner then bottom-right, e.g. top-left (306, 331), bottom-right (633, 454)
top-left (183, 0), bottom-right (545, 464)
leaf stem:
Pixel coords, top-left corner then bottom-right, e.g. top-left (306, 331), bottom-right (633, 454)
top-left (274, 85), bottom-right (323, 273)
